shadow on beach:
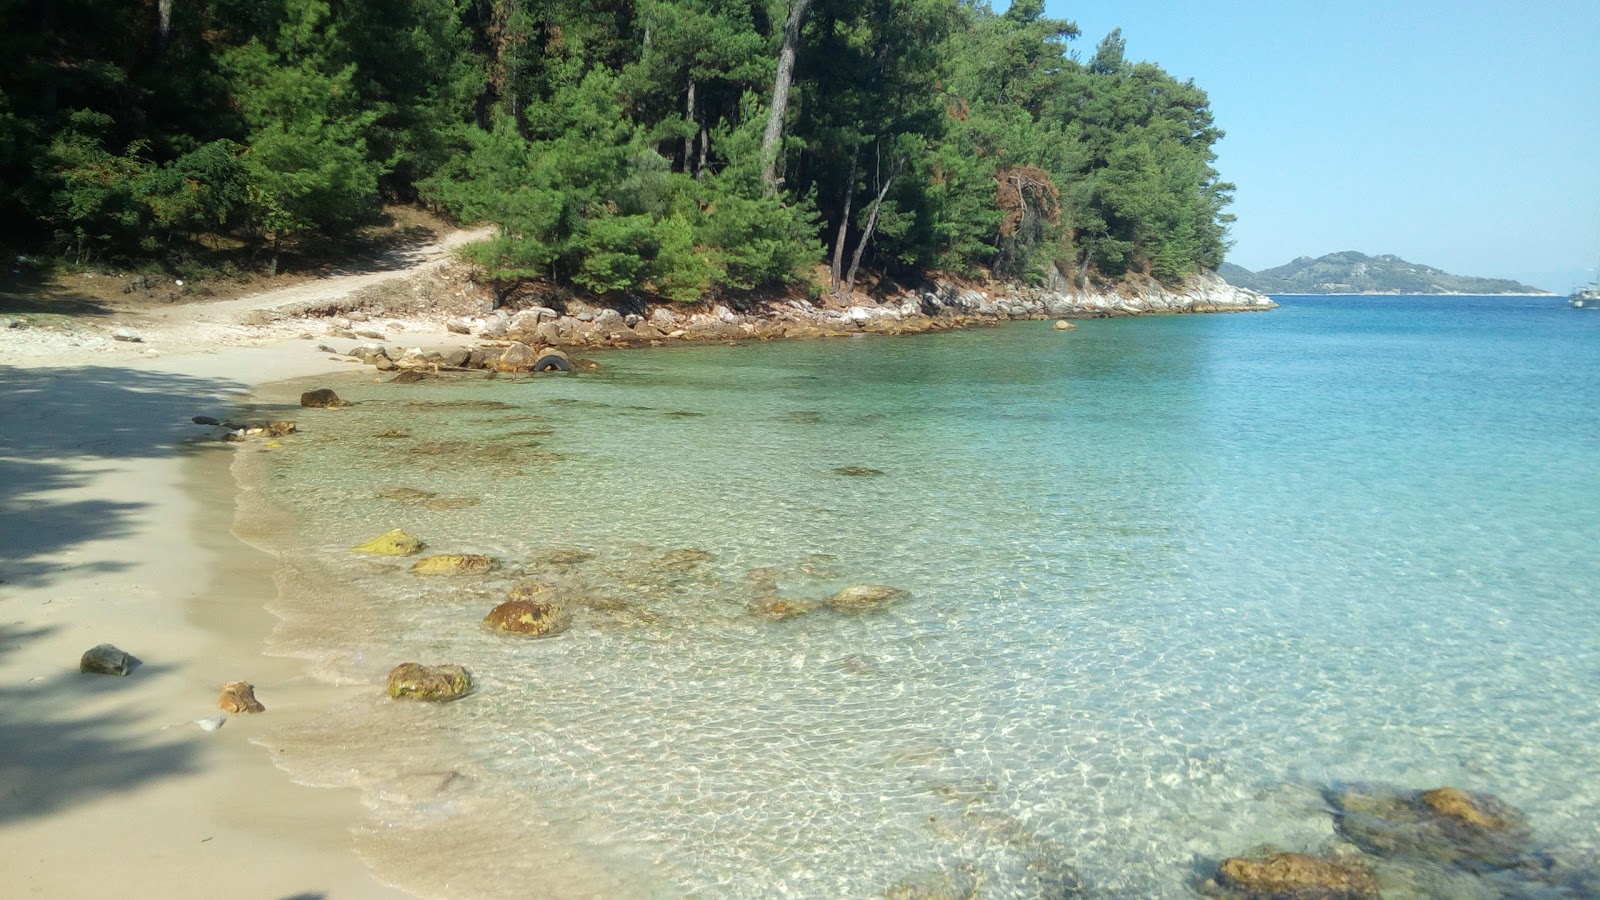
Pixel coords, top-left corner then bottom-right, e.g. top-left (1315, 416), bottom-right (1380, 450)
top-left (0, 622), bottom-right (198, 825)
top-left (0, 365), bottom-right (248, 590)
top-left (0, 365), bottom-right (252, 824)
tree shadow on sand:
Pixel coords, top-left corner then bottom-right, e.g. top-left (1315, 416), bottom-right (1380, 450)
top-left (0, 365), bottom-right (251, 590)
top-left (0, 623), bottom-right (200, 825)
top-left (0, 365), bottom-right (254, 824)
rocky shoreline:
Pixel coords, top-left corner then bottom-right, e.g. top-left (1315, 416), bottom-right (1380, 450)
top-left (424, 270), bottom-right (1277, 351)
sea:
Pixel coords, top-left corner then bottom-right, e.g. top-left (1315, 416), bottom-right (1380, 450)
top-left (236, 294), bottom-right (1600, 898)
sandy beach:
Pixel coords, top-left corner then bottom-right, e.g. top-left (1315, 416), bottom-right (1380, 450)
top-left (0, 236), bottom-right (483, 899)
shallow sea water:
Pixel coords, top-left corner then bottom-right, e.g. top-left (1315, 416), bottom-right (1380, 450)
top-left (243, 296), bottom-right (1600, 898)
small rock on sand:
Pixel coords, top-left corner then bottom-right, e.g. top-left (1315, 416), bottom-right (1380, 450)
top-left (218, 681), bottom-right (266, 713)
top-left (80, 643), bottom-right (136, 675)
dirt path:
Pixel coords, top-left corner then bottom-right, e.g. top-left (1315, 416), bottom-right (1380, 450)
top-left (0, 226), bottom-right (493, 365)
top-left (150, 225), bottom-right (493, 325)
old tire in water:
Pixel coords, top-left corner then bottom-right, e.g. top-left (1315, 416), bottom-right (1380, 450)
top-left (534, 351), bottom-right (572, 372)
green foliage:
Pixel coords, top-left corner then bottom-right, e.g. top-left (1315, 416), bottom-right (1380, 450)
top-left (224, 0), bottom-right (385, 248)
top-left (0, 0), bottom-right (1234, 290)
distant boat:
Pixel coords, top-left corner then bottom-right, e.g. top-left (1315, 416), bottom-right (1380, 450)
top-left (1572, 283), bottom-right (1600, 310)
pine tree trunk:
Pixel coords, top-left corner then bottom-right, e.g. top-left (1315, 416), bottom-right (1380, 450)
top-left (760, 0), bottom-right (814, 192)
top-left (845, 163), bottom-right (899, 295)
top-left (157, 0), bottom-right (173, 52)
top-left (829, 151), bottom-right (858, 294)
top-left (684, 78), bottom-right (697, 175)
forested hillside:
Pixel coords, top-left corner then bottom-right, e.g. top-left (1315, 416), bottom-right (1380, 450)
top-left (0, 0), bottom-right (1236, 300)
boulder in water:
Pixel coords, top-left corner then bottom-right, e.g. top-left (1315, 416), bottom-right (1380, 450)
top-left (1329, 783), bottom-right (1531, 870)
top-left (80, 643), bottom-right (136, 675)
top-left (350, 529), bottom-right (425, 557)
top-left (218, 681), bottom-right (265, 713)
top-left (483, 599), bottom-right (572, 637)
top-left (300, 388), bottom-right (345, 408)
top-left (825, 583), bottom-right (909, 613)
top-left (386, 663), bottom-right (473, 701)
top-left (1201, 851), bottom-right (1379, 899)
top-left (495, 341), bottom-right (538, 372)
top-left (1053, 319), bottom-right (1077, 331)
top-left (409, 554), bottom-right (495, 576)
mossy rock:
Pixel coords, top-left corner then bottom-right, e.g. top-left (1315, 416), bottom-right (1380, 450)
top-left (386, 663), bottom-right (472, 701)
top-left (483, 599), bottom-right (572, 637)
top-left (350, 529), bottom-right (425, 557)
top-left (409, 554), bottom-right (496, 576)
top-left (1201, 851), bottom-right (1379, 899)
top-left (825, 583), bottom-right (909, 613)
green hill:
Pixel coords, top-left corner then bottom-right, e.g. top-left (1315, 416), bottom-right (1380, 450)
top-left (1221, 252), bottom-right (1549, 295)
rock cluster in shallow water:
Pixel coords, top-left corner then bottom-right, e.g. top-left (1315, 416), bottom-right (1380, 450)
top-left (1206, 782), bottom-right (1597, 899)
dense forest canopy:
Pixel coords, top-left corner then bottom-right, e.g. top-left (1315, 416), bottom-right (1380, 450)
top-left (0, 0), bottom-right (1235, 297)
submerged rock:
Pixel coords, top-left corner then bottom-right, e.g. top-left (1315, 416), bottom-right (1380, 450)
top-left (80, 643), bottom-right (136, 675)
top-left (883, 864), bottom-right (980, 900)
top-left (483, 599), bottom-right (572, 637)
top-left (386, 663), bottom-right (473, 701)
top-left (505, 579), bottom-right (555, 603)
top-left (349, 529), bottom-right (426, 557)
top-left (747, 596), bottom-right (819, 620)
top-left (1329, 783), bottom-right (1531, 870)
top-left (743, 566), bottom-right (783, 593)
top-left (192, 415), bottom-right (220, 426)
top-left (833, 465), bottom-right (885, 476)
top-left (422, 496), bottom-right (482, 511)
top-left (1201, 851), bottom-right (1379, 900)
top-left (300, 388), bottom-right (346, 408)
top-left (825, 583), bottom-right (909, 613)
top-left (378, 487), bottom-right (437, 502)
top-left (531, 547), bottom-right (595, 569)
top-left (218, 681), bottom-right (265, 713)
top-left (410, 554), bottom-right (495, 576)
top-left (654, 547), bottom-right (714, 573)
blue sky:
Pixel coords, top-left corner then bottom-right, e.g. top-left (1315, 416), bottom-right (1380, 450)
top-left (1041, 0), bottom-right (1600, 291)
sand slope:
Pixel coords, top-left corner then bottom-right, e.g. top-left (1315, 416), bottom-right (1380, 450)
top-left (0, 233), bottom-right (486, 899)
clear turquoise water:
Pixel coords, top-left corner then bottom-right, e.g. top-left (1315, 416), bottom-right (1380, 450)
top-left (249, 296), bottom-right (1600, 898)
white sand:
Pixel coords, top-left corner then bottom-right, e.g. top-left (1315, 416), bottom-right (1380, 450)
top-left (0, 234), bottom-right (487, 899)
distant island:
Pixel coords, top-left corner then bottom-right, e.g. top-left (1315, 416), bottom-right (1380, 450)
top-left (1220, 252), bottom-right (1552, 295)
